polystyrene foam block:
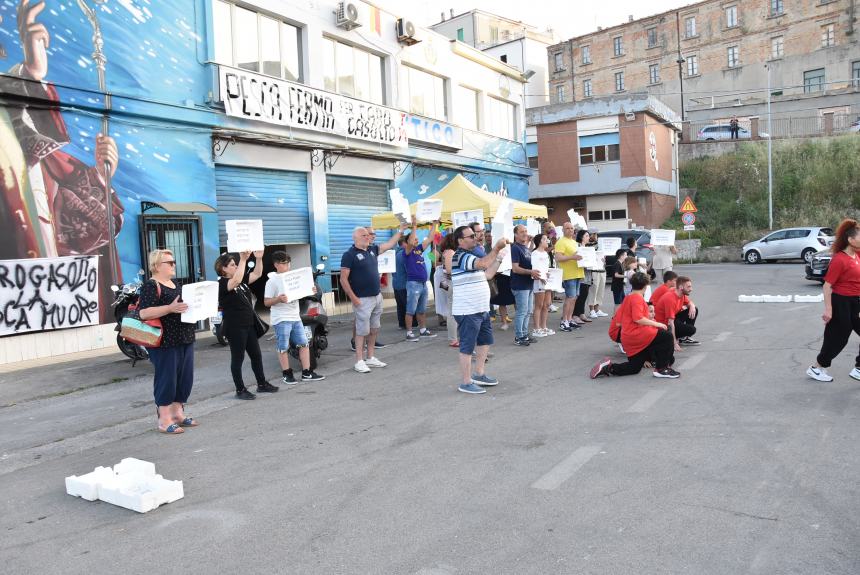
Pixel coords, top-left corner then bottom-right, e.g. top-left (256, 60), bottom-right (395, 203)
top-left (794, 294), bottom-right (824, 303)
top-left (65, 466), bottom-right (115, 501)
top-left (738, 295), bottom-right (764, 302)
top-left (98, 472), bottom-right (184, 513)
top-left (113, 458), bottom-right (156, 477)
top-left (762, 295), bottom-right (792, 303)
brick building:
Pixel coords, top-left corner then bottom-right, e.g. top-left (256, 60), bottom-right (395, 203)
top-left (528, 95), bottom-right (682, 231)
top-left (547, 0), bottom-right (860, 137)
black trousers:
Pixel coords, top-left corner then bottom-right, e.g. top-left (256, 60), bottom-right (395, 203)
top-left (610, 329), bottom-right (675, 375)
top-left (225, 324), bottom-right (267, 390)
top-left (816, 293), bottom-right (860, 368)
top-left (674, 306), bottom-right (698, 338)
top-left (573, 283), bottom-right (591, 316)
top-left (394, 288), bottom-right (407, 328)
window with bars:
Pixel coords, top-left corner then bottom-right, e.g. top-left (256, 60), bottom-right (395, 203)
top-left (686, 54), bottom-right (698, 76)
top-left (771, 36), bottom-right (784, 59)
top-left (727, 46), bottom-right (739, 68)
top-left (614, 71), bottom-right (625, 92)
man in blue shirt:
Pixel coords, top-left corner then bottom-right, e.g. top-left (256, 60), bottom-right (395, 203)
top-left (510, 224), bottom-right (542, 345)
top-left (403, 221), bottom-right (439, 342)
top-left (341, 224), bottom-right (405, 373)
top-left (469, 222), bottom-right (487, 257)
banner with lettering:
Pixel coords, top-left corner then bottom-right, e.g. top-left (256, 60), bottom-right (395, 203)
top-left (219, 66), bottom-right (409, 148)
top-left (0, 256), bottom-right (100, 335)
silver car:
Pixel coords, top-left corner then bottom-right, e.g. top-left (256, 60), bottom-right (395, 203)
top-left (697, 124), bottom-right (769, 140)
top-left (742, 227), bottom-right (834, 264)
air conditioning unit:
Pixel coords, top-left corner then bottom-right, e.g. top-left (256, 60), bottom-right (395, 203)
top-left (335, 2), bottom-right (361, 30)
top-left (396, 18), bottom-right (420, 45)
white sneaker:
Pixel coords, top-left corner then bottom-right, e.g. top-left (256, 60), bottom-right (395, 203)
top-left (545, 328), bottom-right (556, 336)
top-left (849, 367), bottom-right (860, 381)
top-left (532, 329), bottom-right (547, 338)
top-left (548, 304), bottom-right (559, 313)
top-left (354, 360), bottom-right (371, 373)
top-left (806, 365), bottom-right (833, 382)
top-left (596, 310), bottom-right (609, 317)
top-left (365, 356), bottom-right (387, 368)
top-left (589, 310), bottom-right (599, 319)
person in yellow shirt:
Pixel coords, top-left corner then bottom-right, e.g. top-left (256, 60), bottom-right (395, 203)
top-left (553, 222), bottom-right (584, 331)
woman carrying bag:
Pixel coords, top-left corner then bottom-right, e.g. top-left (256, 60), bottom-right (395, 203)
top-left (138, 249), bottom-right (197, 435)
top-left (215, 250), bottom-right (278, 399)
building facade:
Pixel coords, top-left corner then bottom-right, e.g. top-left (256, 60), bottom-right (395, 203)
top-left (547, 0), bottom-right (860, 136)
top-left (0, 0), bottom-right (530, 363)
top-left (528, 95), bottom-right (682, 232)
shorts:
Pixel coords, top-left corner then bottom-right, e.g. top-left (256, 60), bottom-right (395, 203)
top-left (562, 278), bottom-right (581, 298)
top-left (454, 312), bottom-right (494, 355)
top-left (275, 320), bottom-right (308, 352)
top-left (405, 280), bottom-right (428, 315)
top-left (533, 279), bottom-right (545, 294)
top-left (354, 293), bottom-right (384, 336)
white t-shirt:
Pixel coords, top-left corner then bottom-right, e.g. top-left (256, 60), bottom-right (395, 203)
top-left (264, 273), bottom-right (301, 324)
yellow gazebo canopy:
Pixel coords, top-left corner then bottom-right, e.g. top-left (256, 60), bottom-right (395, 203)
top-left (371, 174), bottom-right (547, 229)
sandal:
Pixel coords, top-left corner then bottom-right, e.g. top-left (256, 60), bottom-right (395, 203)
top-left (158, 423), bottom-right (184, 435)
top-left (449, 340), bottom-right (460, 347)
top-left (177, 417), bottom-right (199, 427)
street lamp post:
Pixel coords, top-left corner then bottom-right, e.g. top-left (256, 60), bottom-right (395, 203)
top-left (766, 63), bottom-right (774, 230)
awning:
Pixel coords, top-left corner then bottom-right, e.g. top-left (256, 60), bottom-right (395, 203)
top-left (141, 201), bottom-right (217, 213)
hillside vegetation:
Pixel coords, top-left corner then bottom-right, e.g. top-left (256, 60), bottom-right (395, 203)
top-left (671, 136), bottom-right (860, 247)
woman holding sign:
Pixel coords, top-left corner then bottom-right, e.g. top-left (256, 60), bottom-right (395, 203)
top-left (138, 249), bottom-right (197, 435)
top-left (215, 250), bottom-right (278, 399)
top-left (530, 234), bottom-right (553, 337)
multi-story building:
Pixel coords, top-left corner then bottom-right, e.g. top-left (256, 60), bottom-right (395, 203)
top-left (547, 0), bottom-right (860, 137)
top-left (0, 0), bottom-right (530, 363)
top-left (528, 95), bottom-right (682, 232)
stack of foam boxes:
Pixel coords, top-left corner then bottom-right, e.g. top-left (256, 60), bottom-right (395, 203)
top-left (65, 458), bottom-right (183, 513)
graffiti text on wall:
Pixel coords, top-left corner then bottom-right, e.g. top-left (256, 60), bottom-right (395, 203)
top-left (219, 66), bottom-right (408, 148)
top-left (0, 256), bottom-right (100, 335)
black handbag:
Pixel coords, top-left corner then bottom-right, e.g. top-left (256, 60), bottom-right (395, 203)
top-left (237, 283), bottom-right (270, 339)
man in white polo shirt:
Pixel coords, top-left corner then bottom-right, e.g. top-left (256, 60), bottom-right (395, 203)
top-left (451, 225), bottom-right (508, 394)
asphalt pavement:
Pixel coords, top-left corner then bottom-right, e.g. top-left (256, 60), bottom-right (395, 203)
top-left (1, 262), bottom-right (859, 575)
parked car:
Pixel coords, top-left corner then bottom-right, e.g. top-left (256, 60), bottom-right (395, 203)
top-left (742, 227), bottom-right (834, 264)
top-left (849, 117), bottom-right (860, 133)
top-left (805, 248), bottom-right (832, 282)
top-left (598, 229), bottom-right (656, 278)
top-left (697, 124), bottom-right (769, 140)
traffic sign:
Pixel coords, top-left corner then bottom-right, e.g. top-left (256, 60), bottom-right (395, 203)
top-left (680, 196), bottom-right (698, 213)
top-left (684, 224), bottom-right (695, 231)
top-left (681, 212), bottom-right (696, 225)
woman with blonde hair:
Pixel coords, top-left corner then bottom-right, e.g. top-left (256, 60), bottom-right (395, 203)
top-left (138, 249), bottom-right (197, 435)
top-left (807, 219), bottom-right (860, 382)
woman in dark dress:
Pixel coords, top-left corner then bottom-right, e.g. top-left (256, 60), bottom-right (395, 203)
top-left (138, 249), bottom-right (197, 435)
top-left (490, 232), bottom-right (516, 329)
top-left (215, 250), bottom-right (278, 399)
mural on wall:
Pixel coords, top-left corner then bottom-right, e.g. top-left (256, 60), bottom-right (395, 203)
top-left (0, 0), bottom-right (214, 331)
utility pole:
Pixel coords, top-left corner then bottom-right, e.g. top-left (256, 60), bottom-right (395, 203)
top-left (766, 63), bottom-right (774, 230)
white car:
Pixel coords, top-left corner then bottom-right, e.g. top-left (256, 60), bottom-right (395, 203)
top-left (697, 124), bottom-right (769, 140)
top-left (742, 227), bottom-right (834, 264)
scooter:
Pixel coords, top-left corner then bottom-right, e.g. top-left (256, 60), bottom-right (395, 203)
top-left (111, 273), bottom-right (149, 366)
top-left (288, 263), bottom-right (329, 371)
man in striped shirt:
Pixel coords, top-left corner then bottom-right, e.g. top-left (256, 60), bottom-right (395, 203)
top-left (451, 225), bottom-right (509, 394)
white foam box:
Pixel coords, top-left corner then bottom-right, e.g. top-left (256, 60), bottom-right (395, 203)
top-left (762, 295), bottom-right (792, 303)
top-left (65, 466), bottom-right (114, 501)
top-left (738, 295), bottom-right (764, 303)
top-left (795, 294), bottom-right (824, 303)
top-left (97, 472), bottom-right (184, 514)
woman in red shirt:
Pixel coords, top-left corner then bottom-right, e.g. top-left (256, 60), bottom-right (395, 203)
top-left (591, 272), bottom-right (680, 379)
top-left (807, 219), bottom-right (860, 382)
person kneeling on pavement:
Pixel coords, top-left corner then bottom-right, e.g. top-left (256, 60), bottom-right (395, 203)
top-left (590, 272), bottom-right (680, 379)
top-left (451, 226), bottom-right (509, 394)
top-left (654, 275), bottom-right (700, 350)
top-left (264, 251), bottom-right (325, 385)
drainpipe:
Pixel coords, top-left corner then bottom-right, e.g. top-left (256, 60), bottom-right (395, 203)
top-left (675, 12), bottom-right (686, 133)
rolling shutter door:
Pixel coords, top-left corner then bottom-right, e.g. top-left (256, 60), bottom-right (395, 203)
top-left (326, 175), bottom-right (392, 270)
top-left (216, 166), bottom-right (309, 246)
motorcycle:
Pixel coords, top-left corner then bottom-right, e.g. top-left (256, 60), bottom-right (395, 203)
top-left (288, 263), bottom-right (329, 370)
top-left (111, 274), bottom-right (149, 366)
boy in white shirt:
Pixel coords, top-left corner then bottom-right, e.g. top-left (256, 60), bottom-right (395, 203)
top-left (263, 251), bottom-right (325, 384)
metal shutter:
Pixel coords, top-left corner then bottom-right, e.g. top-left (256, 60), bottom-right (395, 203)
top-left (216, 166), bottom-right (309, 246)
top-left (326, 175), bottom-right (392, 269)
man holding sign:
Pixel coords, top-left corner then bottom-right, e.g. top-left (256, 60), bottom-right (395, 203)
top-left (341, 224), bottom-right (407, 374)
top-left (404, 221), bottom-right (439, 342)
top-left (554, 222), bottom-right (584, 332)
top-left (264, 251), bottom-right (325, 384)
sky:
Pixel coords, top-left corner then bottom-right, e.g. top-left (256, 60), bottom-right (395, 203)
top-left (374, 0), bottom-right (694, 41)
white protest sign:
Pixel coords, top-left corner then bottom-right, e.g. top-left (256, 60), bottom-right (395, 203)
top-left (226, 219), bottom-right (264, 253)
top-left (650, 229), bottom-right (676, 246)
top-left (497, 245), bottom-right (512, 273)
top-left (588, 252), bottom-right (606, 270)
top-left (576, 246), bottom-right (598, 269)
top-left (279, 267), bottom-right (315, 301)
top-left (377, 250), bottom-right (396, 274)
top-left (416, 199), bottom-right (442, 223)
top-left (180, 281), bottom-right (219, 324)
top-left (491, 220), bottom-right (513, 243)
top-left (389, 188), bottom-right (412, 225)
top-left (554, 226), bottom-right (564, 239)
top-left (545, 268), bottom-right (563, 292)
top-left (0, 256), bottom-right (100, 335)
top-left (526, 219), bottom-right (541, 237)
top-left (451, 209), bottom-right (484, 229)
top-left (597, 236), bottom-right (622, 254)
top-left (567, 209), bottom-right (587, 230)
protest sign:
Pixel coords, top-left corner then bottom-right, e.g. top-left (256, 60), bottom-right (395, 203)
top-left (526, 219), bottom-right (541, 237)
top-left (650, 229), bottom-right (676, 246)
top-left (226, 219), bottom-right (264, 253)
top-left (377, 250), bottom-right (396, 273)
top-left (389, 188), bottom-right (412, 225)
top-left (451, 209), bottom-right (483, 229)
top-left (576, 246), bottom-right (598, 269)
top-left (279, 267), bottom-right (315, 301)
top-left (0, 256), bottom-right (99, 335)
top-left (416, 199), bottom-right (442, 223)
top-left (545, 268), bottom-right (563, 292)
top-left (180, 281), bottom-right (219, 324)
top-left (597, 236), bottom-right (622, 254)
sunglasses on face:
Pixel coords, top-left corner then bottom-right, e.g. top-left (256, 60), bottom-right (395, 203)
top-left (162, 260), bottom-right (176, 266)
top-left (461, 234), bottom-right (476, 239)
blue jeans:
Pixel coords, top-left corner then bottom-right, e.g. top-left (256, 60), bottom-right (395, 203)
top-left (405, 280), bottom-right (428, 315)
top-left (512, 289), bottom-right (534, 340)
